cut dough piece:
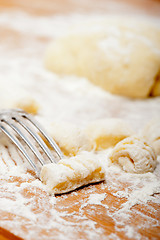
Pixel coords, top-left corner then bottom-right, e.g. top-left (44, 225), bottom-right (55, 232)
top-left (40, 151), bottom-right (105, 194)
top-left (45, 17), bottom-right (160, 98)
top-left (85, 118), bottom-right (134, 151)
top-left (16, 98), bottom-right (40, 115)
top-left (47, 122), bottom-right (93, 156)
top-left (142, 118), bottom-right (160, 155)
top-left (110, 135), bottom-right (157, 173)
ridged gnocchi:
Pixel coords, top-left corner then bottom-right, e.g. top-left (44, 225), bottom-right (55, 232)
top-left (110, 136), bottom-right (157, 173)
top-left (40, 151), bottom-right (105, 194)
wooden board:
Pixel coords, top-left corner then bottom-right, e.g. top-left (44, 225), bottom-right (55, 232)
top-left (0, 0), bottom-right (160, 239)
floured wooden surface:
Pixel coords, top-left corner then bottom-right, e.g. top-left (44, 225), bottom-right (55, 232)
top-left (0, 142), bottom-right (159, 240)
top-left (0, 0), bottom-right (160, 239)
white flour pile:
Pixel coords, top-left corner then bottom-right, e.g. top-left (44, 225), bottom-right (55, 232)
top-left (0, 8), bottom-right (160, 240)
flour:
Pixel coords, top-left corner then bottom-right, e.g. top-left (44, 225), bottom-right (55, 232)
top-left (0, 7), bottom-right (160, 240)
top-left (87, 193), bottom-right (106, 205)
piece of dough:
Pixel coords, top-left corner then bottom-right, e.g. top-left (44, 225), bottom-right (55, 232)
top-left (40, 151), bottom-right (105, 194)
top-left (151, 76), bottom-right (160, 97)
top-left (46, 122), bottom-right (93, 156)
top-left (110, 136), bottom-right (157, 173)
top-left (15, 98), bottom-right (40, 115)
top-left (44, 17), bottom-right (160, 98)
top-left (85, 118), bottom-right (134, 151)
top-left (142, 118), bottom-right (160, 155)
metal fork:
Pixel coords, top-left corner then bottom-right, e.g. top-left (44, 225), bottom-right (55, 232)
top-left (0, 109), bottom-right (63, 176)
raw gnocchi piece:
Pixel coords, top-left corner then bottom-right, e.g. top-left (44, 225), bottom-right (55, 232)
top-left (110, 136), bottom-right (157, 173)
top-left (85, 118), bottom-right (134, 151)
top-left (40, 151), bottom-right (105, 194)
top-left (47, 121), bottom-right (93, 156)
top-left (142, 118), bottom-right (160, 155)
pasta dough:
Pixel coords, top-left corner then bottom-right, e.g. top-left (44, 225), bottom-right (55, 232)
top-left (110, 136), bottom-right (157, 173)
top-left (85, 118), bottom-right (134, 150)
top-left (142, 118), bottom-right (160, 155)
top-left (44, 17), bottom-right (160, 98)
top-left (15, 98), bottom-right (40, 115)
top-left (40, 151), bottom-right (105, 194)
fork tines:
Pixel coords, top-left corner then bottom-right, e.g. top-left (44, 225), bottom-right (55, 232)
top-left (0, 109), bottom-right (63, 176)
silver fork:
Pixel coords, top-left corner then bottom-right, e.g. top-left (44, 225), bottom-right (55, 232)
top-left (0, 109), bottom-right (63, 176)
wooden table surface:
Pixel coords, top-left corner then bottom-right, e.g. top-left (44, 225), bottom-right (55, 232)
top-left (0, 0), bottom-right (160, 239)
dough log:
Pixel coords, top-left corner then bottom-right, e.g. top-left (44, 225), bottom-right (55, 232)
top-left (45, 17), bottom-right (160, 98)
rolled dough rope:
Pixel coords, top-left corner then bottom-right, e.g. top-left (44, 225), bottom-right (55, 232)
top-left (44, 17), bottom-right (160, 98)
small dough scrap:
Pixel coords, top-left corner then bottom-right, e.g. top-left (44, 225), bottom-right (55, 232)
top-left (40, 151), bottom-right (105, 194)
top-left (16, 98), bottom-right (40, 115)
top-left (45, 17), bottom-right (160, 98)
top-left (85, 118), bottom-right (134, 151)
top-left (110, 136), bottom-right (157, 173)
top-left (142, 118), bottom-right (160, 155)
top-left (47, 122), bottom-right (93, 156)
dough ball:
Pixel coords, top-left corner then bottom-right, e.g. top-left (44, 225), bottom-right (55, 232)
top-left (40, 151), bottom-right (105, 194)
top-left (47, 121), bottom-right (93, 156)
top-left (44, 17), bottom-right (160, 98)
top-left (142, 118), bottom-right (160, 155)
top-left (85, 118), bottom-right (134, 151)
top-left (110, 136), bottom-right (157, 173)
